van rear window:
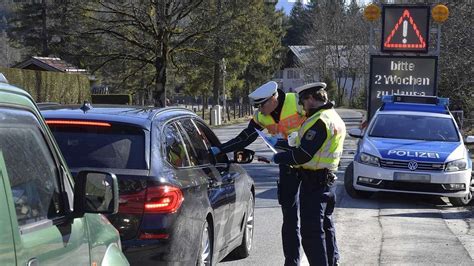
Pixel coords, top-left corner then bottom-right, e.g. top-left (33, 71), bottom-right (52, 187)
top-left (48, 122), bottom-right (147, 169)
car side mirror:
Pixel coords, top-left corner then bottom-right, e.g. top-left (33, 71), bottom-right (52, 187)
top-left (73, 171), bottom-right (119, 218)
top-left (465, 136), bottom-right (474, 145)
top-left (232, 149), bottom-right (255, 164)
top-left (348, 128), bottom-right (363, 139)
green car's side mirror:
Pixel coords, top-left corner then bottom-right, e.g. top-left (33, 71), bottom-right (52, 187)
top-left (73, 171), bottom-right (119, 218)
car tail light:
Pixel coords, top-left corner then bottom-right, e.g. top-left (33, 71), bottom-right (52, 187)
top-left (46, 120), bottom-right (111, 127)
top-left (118, 190), bottom-right (146, 214)
top-left (144, 185), bottom-right (183, 214)
top-left (139, 232), bottom-right (170, 240)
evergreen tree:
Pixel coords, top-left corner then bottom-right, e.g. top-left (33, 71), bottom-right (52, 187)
top-left (177, 0), bottom-right (284, 106)
top-left (283, 1), bottom-right (309, 46)
top-left (240, 1), bottom-right (285, 97)
top-left (8, 0), bottom-right (83, 58)
top-left (438, 1), bottom-right (473, 117)
top-left (8, 0), bottom-right (51, 56)
top-left (175, 0), bottom-right (251, 106)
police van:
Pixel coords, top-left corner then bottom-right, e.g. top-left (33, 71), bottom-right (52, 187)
top-left (345, 95), bottom-right (474, 206)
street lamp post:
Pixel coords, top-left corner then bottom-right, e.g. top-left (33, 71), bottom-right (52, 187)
top-left (221, 58), bottom-right (227, 122)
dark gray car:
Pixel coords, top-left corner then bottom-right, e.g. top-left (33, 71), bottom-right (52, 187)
top-left (40, 104), bottom-right (255, 265)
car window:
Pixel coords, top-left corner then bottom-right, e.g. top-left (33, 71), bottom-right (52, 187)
top-left (178, 119), bottom-right (212, 166)
top-left (163, 122), bottom-right (192, 168)
top-left (369, 114), bottom-right (460, 142)
top-left (0, 109), bottom-right (64, 226)
top-left (48, 122), bottom-right (146, 169)
top-left (194, 120), bottom-right (229, 164)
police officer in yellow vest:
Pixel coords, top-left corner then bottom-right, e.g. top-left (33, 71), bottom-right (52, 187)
top-left (211, 81), bottom-right (306, 265)
top-left (271, 82), bottom-right (345, 266)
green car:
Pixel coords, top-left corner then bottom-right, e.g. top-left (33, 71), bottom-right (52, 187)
top-left (0, 74), bottom-right (129, 266)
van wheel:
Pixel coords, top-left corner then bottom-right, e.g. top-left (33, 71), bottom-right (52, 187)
top-left (344, 162), bottom-right (373, 199)
top-left (231, 193), bottom-right (254, 258)
top-left (448, 177), bottom-right (473, 207)
top-left (196, 220), bottom-right (212, 266)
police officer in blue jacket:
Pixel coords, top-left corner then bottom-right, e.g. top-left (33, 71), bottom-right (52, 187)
top-left (272, 82), bottom-right (345, 266)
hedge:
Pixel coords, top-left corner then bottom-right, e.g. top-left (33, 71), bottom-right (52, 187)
top-left (0, 67), bottom-right (91, 104)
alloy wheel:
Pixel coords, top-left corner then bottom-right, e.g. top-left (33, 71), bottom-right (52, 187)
top-left (245, 195), bottom-right (255, 251)
top-left (449, 177), bottom-right (474, 206)
top-left (465, 177), bottom-right (474, 203)
top-left (199, 221), bottom-right (212, 266)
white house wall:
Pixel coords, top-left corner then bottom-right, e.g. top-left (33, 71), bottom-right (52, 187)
top-left (272, 67), bottom-right (363, 97)
top-left (272, 68), bottom-right (308, 92)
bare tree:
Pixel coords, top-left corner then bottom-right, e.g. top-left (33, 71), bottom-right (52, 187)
top-left (81, 0), bottom-right (222, 107)
top-left (303, 0), bottom-right (369, 106)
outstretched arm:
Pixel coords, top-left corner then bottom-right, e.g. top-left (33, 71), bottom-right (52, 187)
top-left (274, 139), bottom-right (291, 150)
top-left (218, 119), bottom-right (264, 154)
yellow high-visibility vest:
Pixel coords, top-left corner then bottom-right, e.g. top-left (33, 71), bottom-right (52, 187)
top-left (253, 93), bottom-right (305, 138)
top-left (295, 108), bottom-right (346, 171)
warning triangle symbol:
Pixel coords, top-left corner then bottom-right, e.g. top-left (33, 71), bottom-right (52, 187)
top-left (384, 9), bottom-right (426, 49)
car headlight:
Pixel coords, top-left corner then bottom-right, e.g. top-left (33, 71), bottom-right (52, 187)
top-left (445, 158), bottom-right (467, 172)
top-left (359, 152), bottom-right (380, 166)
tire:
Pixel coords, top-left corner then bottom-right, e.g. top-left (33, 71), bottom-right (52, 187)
top-left (448, 176), bottom-right (473, 207)
top-left (344, 162), bottom-right (374, 199)
top-left (196, 220), bottom-right (213, 266)
top-left (231, 193), bottom-right (255, 259)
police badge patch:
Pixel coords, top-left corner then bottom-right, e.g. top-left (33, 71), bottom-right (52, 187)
top-left (305, 130), bottom-right (316, 140)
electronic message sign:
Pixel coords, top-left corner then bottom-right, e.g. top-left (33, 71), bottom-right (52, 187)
top-left (368, 55), bottom-right (438, 118)
top-left (382, 5), bottom-right (430, 53)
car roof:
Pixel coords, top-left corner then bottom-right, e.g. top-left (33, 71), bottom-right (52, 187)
top-left (379, 95), bottom-right (450, 115)
top-left (0, 82), bottom-right (37, 109)
top-left (40, 104), bottom-right (198, 129)
top-left (374, 110), bottom-right (452, 119)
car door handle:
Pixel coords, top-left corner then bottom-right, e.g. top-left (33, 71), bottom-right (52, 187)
top-left (223, 172), bottom-right (239, 184)
top-left (208, 178), bottom-right (222, 188)
top-left (224, 178), bottom-right (235, 184)
top-left (28, 258), bottom-right (39, 266)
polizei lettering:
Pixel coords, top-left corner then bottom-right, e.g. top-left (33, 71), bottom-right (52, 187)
top-left (387, 150), bottom-right (440, 159)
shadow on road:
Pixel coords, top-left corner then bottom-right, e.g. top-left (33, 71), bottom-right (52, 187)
top-left (379, 210), bottom-right (473, 219)
top-left (373, 192), bottom-right (448, 206)
top-left (337, 189), bottom-right (458, 210)
top-left (256, 187), bottom-right (277, 200)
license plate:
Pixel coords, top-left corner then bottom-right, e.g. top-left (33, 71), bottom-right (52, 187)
top-left (393, 172), bottom-right (431, 183)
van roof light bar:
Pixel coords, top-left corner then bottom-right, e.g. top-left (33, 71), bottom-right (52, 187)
top-left (382, 95), bottom-right (449, 107)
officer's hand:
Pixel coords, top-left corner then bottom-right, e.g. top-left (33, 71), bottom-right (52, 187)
top-left (288, 131), bottom-right (298, 147)
top-left (210, 146), bottom-right (221, 156)
top-left (264, 134), bottom-right (279, 147)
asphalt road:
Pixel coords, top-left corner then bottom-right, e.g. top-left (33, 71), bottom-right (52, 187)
top-left (214, 108), bottom-right (474, 265)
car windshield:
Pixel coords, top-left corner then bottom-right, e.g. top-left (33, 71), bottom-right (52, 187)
top-left (48, 123), bottom-right (147, 169)
top-left (368, 114), bottom-right (460, 142)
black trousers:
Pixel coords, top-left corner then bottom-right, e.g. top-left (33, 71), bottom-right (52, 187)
top-left (299, 169), bottom-right (339, 266)
top-left (277, 164), bottom-right (301, 266)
